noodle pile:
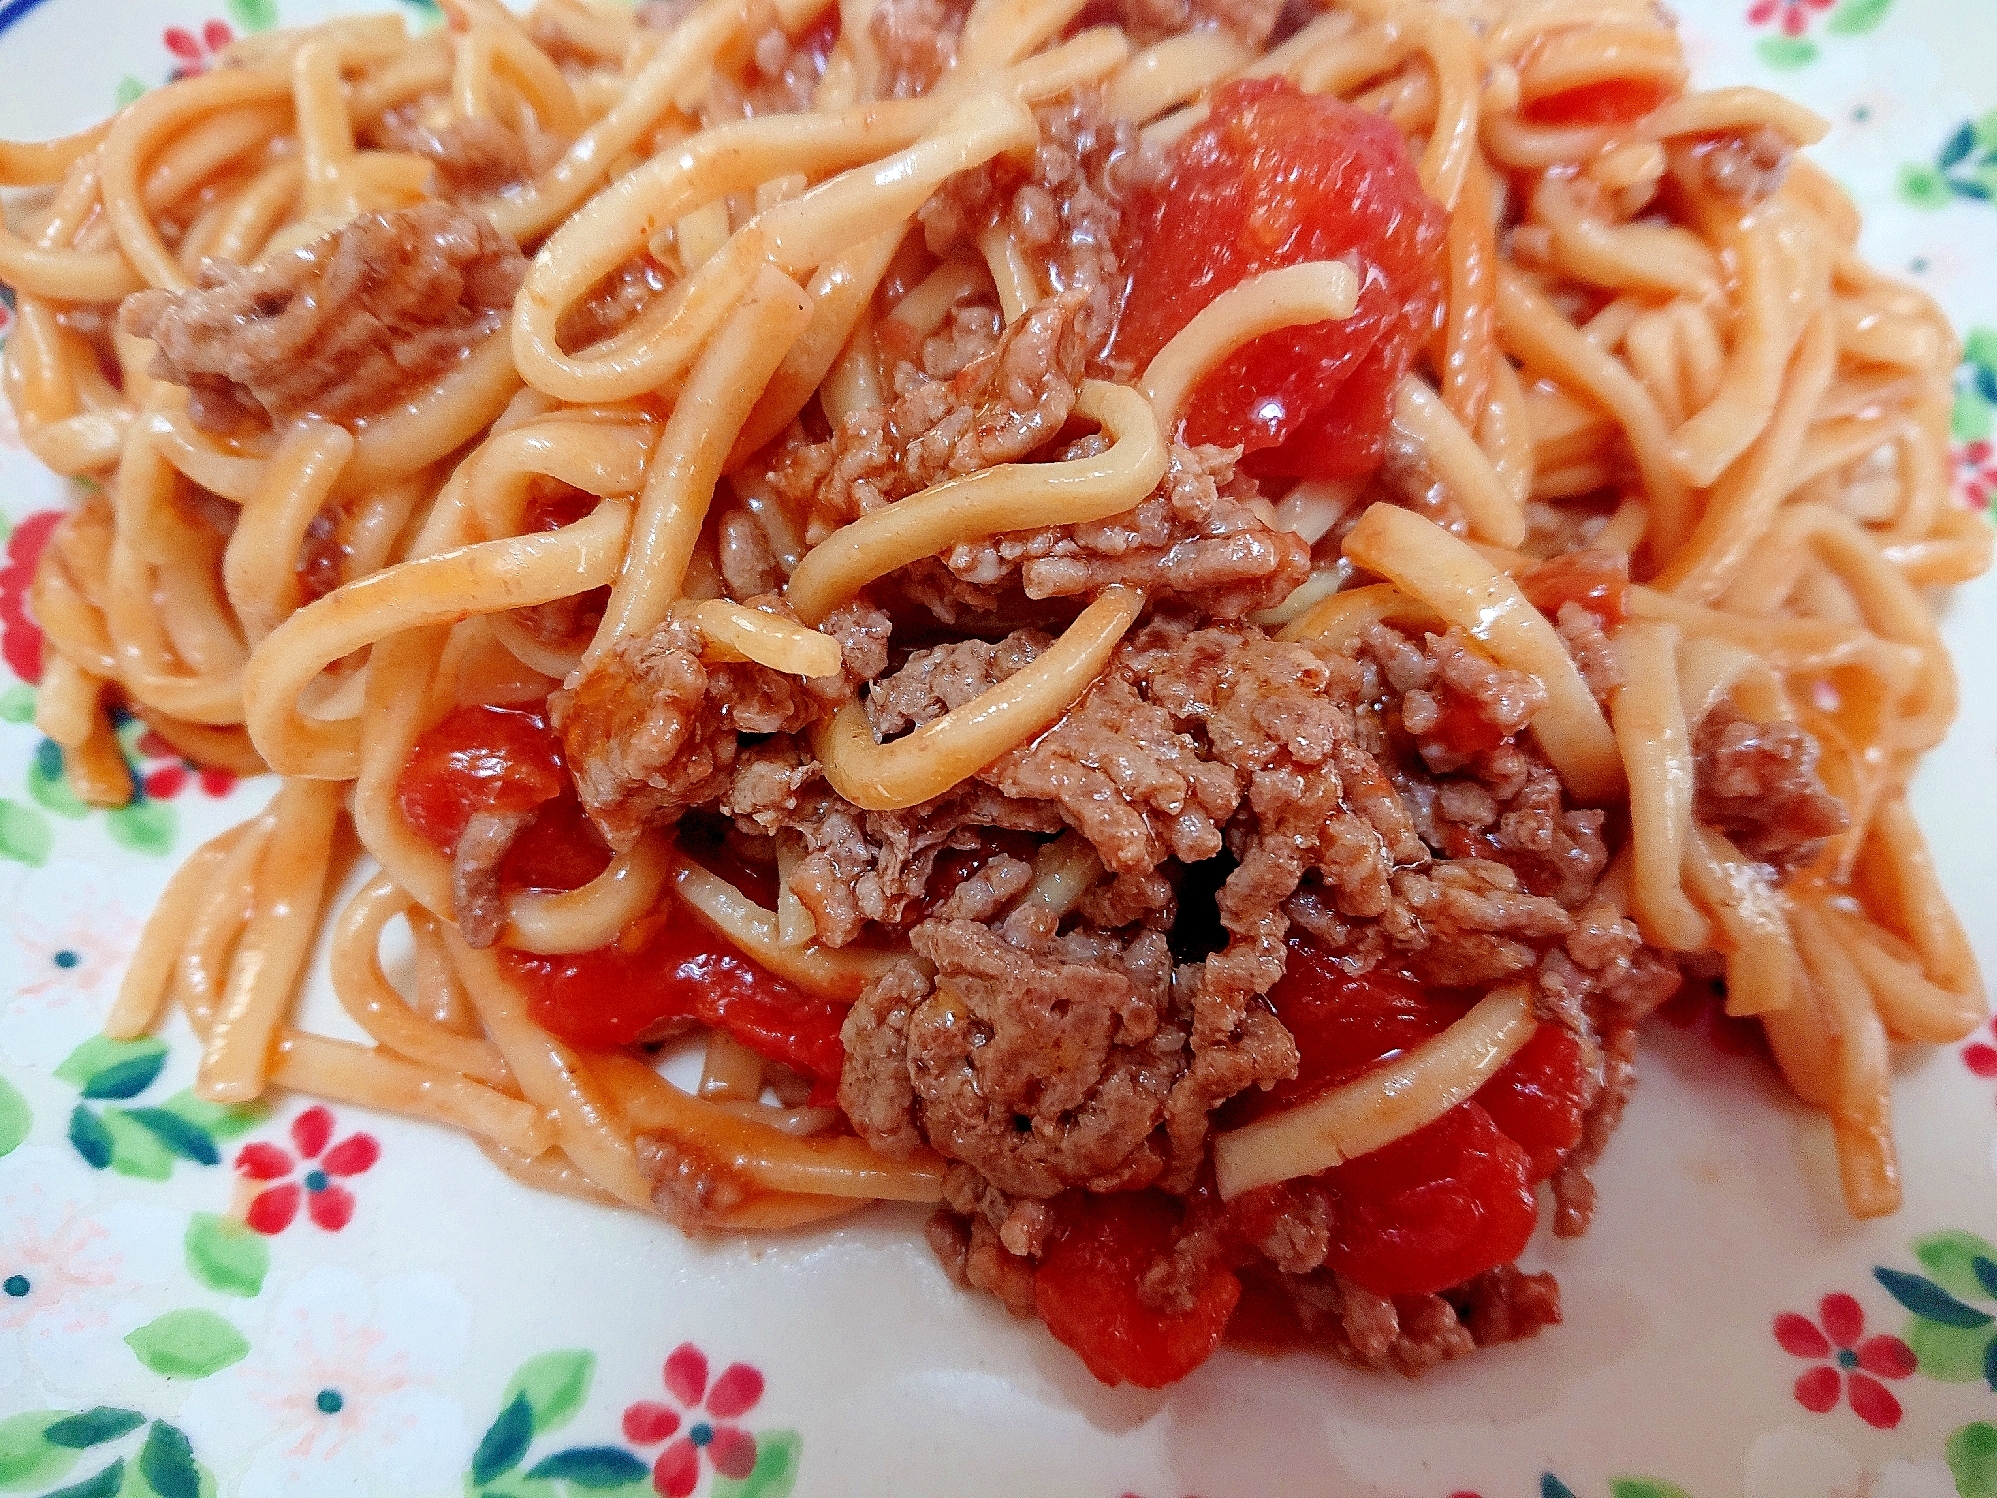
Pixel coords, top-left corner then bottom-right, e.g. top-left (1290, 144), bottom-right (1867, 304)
top-left (1, 0), bottom-right (1987, 1372)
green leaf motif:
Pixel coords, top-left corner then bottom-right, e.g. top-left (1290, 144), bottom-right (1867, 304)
top-left (1876, 1267), bottom-right (1993, 1328)
top-left (0, 1074), bottom-right (29, 1159)
top-left (98, 1111), bottom-right (174, 1182)
top-left (475, 1478), bottom-right (556, 1498)
top-left (502, 1351), bottom-right (595, 1437)
top-left (68, 1105), bottom-right (113, 1170)
top-left (28, 744), bottom-right (86, 819)
top-left (106, 801), bottom-right (176, 857)
top-left (711, 1432), bottom-right (802, 1498)
top-left (158, 1090), bottom-right (268, 1143)
top-left (114, 78), bottom-right (146, 109)
top-left (1968, 329), bottom-right (1997, 371)
top-left (44, 1411), bottom-right (145, 1451)
top-left (122, 1110), bottom-right (218, 1166)
top-left (42, 1459), bottom-right (124, 1498)
top-left (1940, 122), bottom-right (1978, 172)
top-left (0, 799), bottom-right (53, 867)
top-left (124, 1311), bottom-right (249, 1380)
top-left (1825, 0), bottom-right (1892, 33)
top-left (184, 1214), bottom-right (269, 1298)
top-left (1907, 1314), bottom-right (1997, 1383)
top-left (0, 1411), bottom-right (82, 1492)
top-left (470, 1395), bottom-right (535, 1487)
top-left (1755, 35), bottom-right (1818, 70)
top-left (1916, 1232), bottom-right (1997, 1303)
top-left (1608, 1482), bottom-right (1691, 1498)
top-left (0, 685), bottom-right (34, 724)
top-left (136, 1424), bottom-right (200, 1498)
top-left (226, 0), bottom-right (280, 30)
top-left (1899, 163), bottom-right (1953, 210)
top-left (56, 1038), bottom-right (168, 1102)
top-left (1540, 1478), bottom-right (1580, 1498)
top-left (1950, 1423), bottom-right (1997, 1498)
top-left (1954, 387), bottom-right (1994, 442)
top-left (524, 1448), bottom-right (650, 1488)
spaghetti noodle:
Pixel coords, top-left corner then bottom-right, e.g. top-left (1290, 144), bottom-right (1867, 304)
top-left (3, 0), bottom-right (1986, 1389)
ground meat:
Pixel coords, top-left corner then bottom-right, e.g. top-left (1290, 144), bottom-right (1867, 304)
top-left (866, 630), bottom-right (1050, 738)
top-left (553, 605), bottom-right (836, 850)
top-left (1681, 126), bottom-right (1794, 206)
top-left (451, 807), bottom-right (533, 949)
top-left (918, 93), bottom-right (1161, 364)
top-left (1692, 704), bottom-right (1848, 871)
top-left (375, 111), bottom-right (531, 198)
top-left (932, 441), bottom-right (1311, 619)
top-left (925, 1208), bottom-right (1040, 1316)
top-left (125, 202), bottom-right (525, 434)
top-left (1084, 0), bottom-right (1286, 47)
top-left (556, 255), bottom-right (672, 354)
top-left (871, 0), bottom-right (973, 98)
top-left (1555, 601), bottom-right (1621, 702)
top-left (839, 918), bottom-right (1186, 1196)
top-left (1256, 1261), bottom-right (1561, 1376)
top-left (769, 287), bottom-right (1092, 538)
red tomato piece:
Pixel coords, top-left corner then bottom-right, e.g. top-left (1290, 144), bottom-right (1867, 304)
top-left (1519, 75), bottom-right (1674, 129)
top-left (497, 794), bottom-right (612, 895)
top-left (397, 704), bottom-right (566, 856)
top-left (1475, 1025), bottom-right (1587, 1182)
top-left (1518, 550), bottom-right (1630, 630)
top-left (1318, 1101), bottom-right (1538, 1298)
top-left (1034, 1191), bottom-right (1241, 1389)
top-left (504, 915), bottom-right (849, 1090)
top-left (1249, 950), bottom-right (1469, 1118)
top-left (1114, 77), bottom-right (1447, 479)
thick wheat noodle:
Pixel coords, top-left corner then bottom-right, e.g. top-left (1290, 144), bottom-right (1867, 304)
top-left (196, 777), bottom-right (343, 1103)
top-left (1139, 262), bottom-right (1360, 432)
top-left (3, 0), bottom-right (1983, 1245)
top-left (585, 268), bottom-right (812, 662)
top-left (816, 584), bottom-right (1145, 810)
top-left (244, 499), bottom-right (633, 778)
top-left (786, 381), bottom-right (1166, 623)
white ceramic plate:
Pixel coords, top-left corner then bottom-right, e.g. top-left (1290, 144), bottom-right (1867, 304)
top-left (3, 3), bottom-right (1995, 1495)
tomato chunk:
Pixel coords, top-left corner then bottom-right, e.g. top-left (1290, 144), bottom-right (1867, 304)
top-left (1250, 933), bottom-right (1575, 1297)
top-left (1520, 75), bottom-right (1674, 128)
top-left (397, 704), bottom-right (566, 856)
top-left (1518, 550), bottom-right (1629, 631)
top-left (1034, 1191), bottom-right (1241, 1388)
top-left (1114, 78), bottom-right (1446, 479)
top-left (1475, 1025), bottom-right (1587, 1182)
top-left (1318, 1102), bottom-right (1538, 1298)
top-left (504, 914), bottom-right (849, 1090)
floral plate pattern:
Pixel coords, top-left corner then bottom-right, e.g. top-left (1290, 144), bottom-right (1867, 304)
top-left (3, 2), bottom-right (1997, 1495)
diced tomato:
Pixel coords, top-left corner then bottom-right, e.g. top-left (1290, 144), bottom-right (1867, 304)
top-left (397, 704), bottom-right (567, 856)
top-left (1113, 77), bottom-right (1447, 479)
top-left (1475, 1026), bottom-right (1587, 1182)
top-left (1429, 696), bottom-right (1515, 758)
top-left (498, 794), bottom-right (612, 894)
top-left (1518, 550), bottom-right (1629, 631)
top-left (1519, 75), bottom-right (1674, 129)
top-left (1034, 1191), bottom-right (1241, 1389)
top-left (1248, 954), bottom-right (1469, 1118)
top-left (1317, 1101), bottom-right (1538, 1298)
top-left (504, 914), bottom-right (849, 1090)
top-left (1246, 932), bottom-right (1581, 1297)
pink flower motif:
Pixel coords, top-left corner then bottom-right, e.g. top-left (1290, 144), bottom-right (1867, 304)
top-left (1773, 1292), bottom-right (1918, 1429)
top-left (1956, 439), bottom-right (1997, 511)
top-left (620, 1343), bottom-right (765, 1497)
top-left (1965, 1014), bottom-right (1997, 1081)
top-left (234, 1106), bottom-right (380, 1235)
top-left (163, 20), bottom-right (236, 80)
top-left (1745, 0), bottom-right (1833, 37)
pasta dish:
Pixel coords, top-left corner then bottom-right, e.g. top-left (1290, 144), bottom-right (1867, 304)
top-left (1, 0), bottom-right (1987, 1388)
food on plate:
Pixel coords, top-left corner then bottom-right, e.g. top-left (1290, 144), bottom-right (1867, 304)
top-left (1, 0), bottom-right (1986, 1389)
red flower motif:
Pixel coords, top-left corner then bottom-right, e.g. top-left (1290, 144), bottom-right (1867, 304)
top-left (1958, 440), bottom-right (1997, 511)
top-left (1773, 1292), bottom-right (1918, 1429)
top-left (0, 510), bottom-right (60, 685)
top-left (1965, 1014), bottom-right (1997, 1081)
top-left (163, 20), bottom-right (235, 80)
top-left (132, 730), bottom-right (236, 800)
top-left (234, 1106), bottom-right (379, 1234)
top-left (1745, 0), bottom-right (1833, 36)
top-left (621, 1343), bottom-right (765, 1497)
